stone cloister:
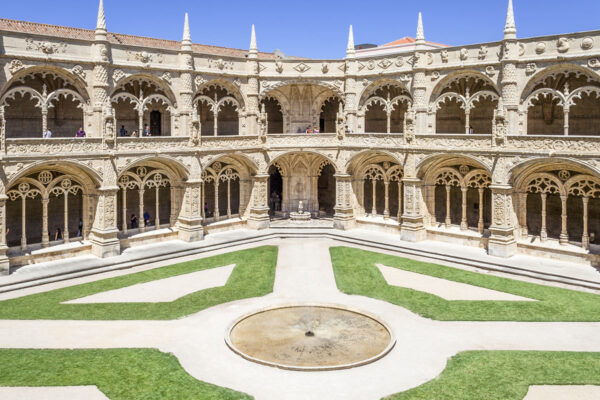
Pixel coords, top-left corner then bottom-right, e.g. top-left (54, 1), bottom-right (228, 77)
top-left (0, 0), bottom-right (600, 273)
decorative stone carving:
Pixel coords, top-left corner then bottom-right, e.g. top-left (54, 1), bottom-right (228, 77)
top-left (275, 61), bottom-right (283, 73)
top-left (588, 58), bottom-right (600, 69)
top-left (459, 48), bottom-right (469, 61)
top-left (426, 53), bottom-right (434, 65)
top-left (71, 65), bottom-right (86, 80)
top-left (26, 38), bottom-right (67, 55)
top-left (440, 50), bottom-right (449, 63)
top-left (194, 75), bottom-right (207, 88)
top-left (395, 57), bottom-right (404, 67)
top-left (525, 63), bottom-right (537, 75)
top-left (580, 37), bottom-right (594, 51)
top-left (128, 51), bottom-right (163, 64)
top-left (293, 63), bottom-right (311, 73)
top-left (112, 69), bottom-right (126, 83)
top-left (535, 42), bottom-right (546, 54)
top-left (321, 63), bottom-right (329, 74)
top-left (8, 60), bottom-right (24, 75)
top-left (557, 37), bottom-right (570, 53)
top-left (478, 46), bottom-right (488, 60)
top-left (485, 66), bottom-right (497, 77)
top-left (430, 71), bottom-right (440, 81)
top-left (209, 58), bottom-right (233, 70)
top-left (377, 59), bottom-right (392, 69)
top-left (161, 72), bottom-right (172, 85)
top-left (518, 43), bottom-right (526, 56)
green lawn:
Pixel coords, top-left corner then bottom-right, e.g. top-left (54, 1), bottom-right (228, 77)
top-left (0, 246), bottom-right (277, 320)
top-left (384, 351), bottom-right (600, 399)
top-left (330, 246), bottom-right (600, 321)
top-left (0, 348), bottom-right (251, 400)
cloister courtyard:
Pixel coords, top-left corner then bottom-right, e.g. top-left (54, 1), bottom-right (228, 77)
top-left (1, 233), bottom-right (600, 399)
top-left (1, 0), bottom-right (600, 397)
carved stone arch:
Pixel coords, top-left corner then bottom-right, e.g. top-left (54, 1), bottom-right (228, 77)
top-left (417, 153), bottom-right (492, 182)
top-left (386, 165), bottom-right (404, 182)
top-left (195, 79), bottom-right (246, 109)
top-left (523, 172), bottom-right (564, 196)
top-left (467, 90), bottom-right (500, 110)
top-left (7, 176), bottom-right (46, 196)
top-left (464, 169), bottom-right (492, 189)
top-left (344, 150), bottom-right (403, 176)
top-left (7, 160), bottom-right (102, 192)
top-left (216, 96), bottom-right (241, 115)
top-left (1, 65), bottom-right (90, 101)
top-left (202, 154), bottom-right (257, 180)
top-left (46, 88), bottom-right (88, 109)
top-left (432, 92), bottom-right (467, 112)
top-left (565, 174), bottom-right (600, 198)
top-left (261, 80), bottom-right (344, 99)
top-left (111, 73), bottom-right (177, 104)
top-left (118, 156), bottom-right (190, 185)
top-left (432, 167), bottom-right (464, 187)
top-left (357, 79), bottom-right (411, 109)
top-left (110, 92), bottom-right (142, 110)
top-left (0, 86), bottom-right (44, 108)
top-left (567, 85), bottom-right (600, 108)
top-left (520, 63), bottom-right (600, 102)
top-left (523, 88), bottom-right (566, 110)
top-left (362, 164), bottom-right (386, 181)
top-left (268, 151), bottom-right (338, 176)
top-left (430, 70), bottom-right (499, 103)
top-left (509, 157), bottom-right (600, 189)
top-left (314, 92), bottom-right (343, 116)
top-left (142, 93), bottom-right (175, 113)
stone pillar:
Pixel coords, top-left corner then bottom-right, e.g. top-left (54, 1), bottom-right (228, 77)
top-left (333, 174), bottom-right (356, 230)
top-left (559, 194), bottom-right (569, 245)
top-left (540, 193), bottom-right (548, 242)
top-left (89, 188), bottom-right (120, 258)
top-left (400, 178), bottom-right (427, 242)
top-left (177, 180), bottom-right (204, 242)
top-left (488, 184), bottom-right (517, 258)
top-left (445, 185), bottom-right (452, 227)
top-left (582, 196), bottom-right (590, 250)
top-left (500, 41), bottom-right (519, 135)
top-left (247, 174), bottom-right (270, 230)
top-left (0, 195), bottom-right (8, 275)
top-left (383, 181), bottom-right (390, 218)
top-left (460, 187), bottom-right (468, 230)
top-left (478, 188), bottom-right (485, 234)
top-left (41, 197), bottom-right (49, 247)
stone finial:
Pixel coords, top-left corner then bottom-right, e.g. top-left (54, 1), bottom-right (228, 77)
top-left (249, 24), bottom-right (258, 58)
top-left (181, 13), bottom-right (192, 51)
top-left (504, 0), bottom-right (517, 40)
top-left (415, 12), bottom-right (425, 48)
top-left (346, 25), bottom-right (355, 58)
top-left (95, 0), bottom-right (107, 41)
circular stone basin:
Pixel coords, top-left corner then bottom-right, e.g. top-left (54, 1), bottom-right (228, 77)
top-left (226, 305), bottom-right (395, 371)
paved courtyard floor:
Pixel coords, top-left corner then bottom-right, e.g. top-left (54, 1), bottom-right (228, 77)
top-left (1, 238), bottom-right (600, 399)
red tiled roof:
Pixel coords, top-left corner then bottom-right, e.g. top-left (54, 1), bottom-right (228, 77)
top-left (382, 36), bottom-right (449, 48)
top-left (0, 18), bottom-right (298, 59)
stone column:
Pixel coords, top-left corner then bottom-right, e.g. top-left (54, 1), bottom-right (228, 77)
top-left (63, 191), bottom-right (70, 243)
top-left (563, 107), bottom-right (569, 136)
top-left (155, 186), bottom-right (160, 229)
top-left (0, 195), bottom-right (9, 275)
top-left (488, 184), bottom-right (517, 258)
top-left (214, 181), bottom-right (220, 221)
top-left (138, 188), bottom-right (145, 232)
top-left (383, 181), bottom-right (390, 219)
top-left (177, 180), bottom-right (204, 242)
top-left (540, 193), bottom-right (547, 242)
top-left (445, 185), bottom-right (452, 227)
top-left (333, 173), bottom-right (356, 230)
top-left (227, 179), bottom-right (232, 220)
top-left (20, 195), bottom-right (26, 250)
top-left (371, 180), bottom-right (377, 215)
top-left (519, 192), bottom-right (528, 237)
top-left (397, 181), bottom-right (403, 221)
top-left (41, 197), bottom-right (49, 247)
top-left (582, 196), bottom-right (589, 250)
top-left (247, 174), bottom-right (270, 230)
top-left (400, 178), bottom-right (427, 242)
top-left (89, 188), bottom-right (120, 258)
top-left (559, 194), bottom-right (568, 245)
top-left (478, 188), bottom-right (485, 234)
top-left (121, 187), bottom-right (127, 233)
top-left (460, 187), bottom-right (468, 230)
top-left (500, 41), bottom-right (519, 135)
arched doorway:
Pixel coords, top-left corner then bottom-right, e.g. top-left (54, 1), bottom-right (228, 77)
top-left (268, 165), bottom-right (283, 216)
top-left (317, 164), bottom-right (336, 216)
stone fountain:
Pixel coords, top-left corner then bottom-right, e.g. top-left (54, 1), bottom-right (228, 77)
top-left (289, 200), bottom-right (311, 223)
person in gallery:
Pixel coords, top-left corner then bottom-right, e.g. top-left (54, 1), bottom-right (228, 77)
top-left (43, 128), bottom-right (52, 138)
top-left (120, 125), bottom-right (128, 137)
top-left (144, 210), bottom-right (151, 226)
top-left (204, 202), bottom-right (209, 218)
top-left (130, 130), bottom-right (138, 137)
top-left (77, 219), bottom-right (83, 237)
top-left (54, 228), bottom-right (62, 241)
top-left (130, 214), bottom-right (138, 229)
top-left (76, 127), bottom-right (86, 138)
top-left (469, 126), bottom-right (474, 134)
top-left (142, 124), bottom-right (151, 137)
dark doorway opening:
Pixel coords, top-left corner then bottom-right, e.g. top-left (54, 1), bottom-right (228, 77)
top-left (150, 111), bottom-right (162, 136)
top-left (268, 165), bottom-right (283, 216)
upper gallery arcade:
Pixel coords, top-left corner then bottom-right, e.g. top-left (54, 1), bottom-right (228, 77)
top-left (0, 0), bottom-right (599, 273)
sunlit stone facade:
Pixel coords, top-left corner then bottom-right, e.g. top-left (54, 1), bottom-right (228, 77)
top-left (1, 0), bottom-right (599, 273)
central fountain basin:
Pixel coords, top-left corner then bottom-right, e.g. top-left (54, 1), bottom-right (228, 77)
top-left (225, 304), bottom-right (395, 371)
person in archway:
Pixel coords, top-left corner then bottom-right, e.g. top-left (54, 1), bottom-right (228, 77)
top-left (77, 219), bottom-right (83, 237)
top-left (54, 228), bottom-right (62, 241)
top-left (143, 124), bottom-right (151, 137)
top-left (120, 125), bottom-right (127, 137)
top-left (144, 210), bottom-right (151, 226)
top-left (43, 128), bottom-right (52, 138)
top-left (76, 127), bottom-right (86, 138)
top-left (130, 214), bottom-right (138, 229)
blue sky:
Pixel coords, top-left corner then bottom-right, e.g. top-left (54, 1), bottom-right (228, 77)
top-left (2, 0), bottom-right (599, 59)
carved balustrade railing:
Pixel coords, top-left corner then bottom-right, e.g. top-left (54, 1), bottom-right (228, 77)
top-left (6, 138), bottom-right (104, 156)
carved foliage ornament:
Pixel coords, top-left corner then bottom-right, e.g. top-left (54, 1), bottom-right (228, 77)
top-left (581, 37), bottom-right (594, 50)
top-left (557, 37), bottom-right (570, 53)
top-left (8, 60), bottom-right (24, 75)
top-left (71, 65), bottom-right (86, 81)
top-left (26, 38), bottom-right (67, 55)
